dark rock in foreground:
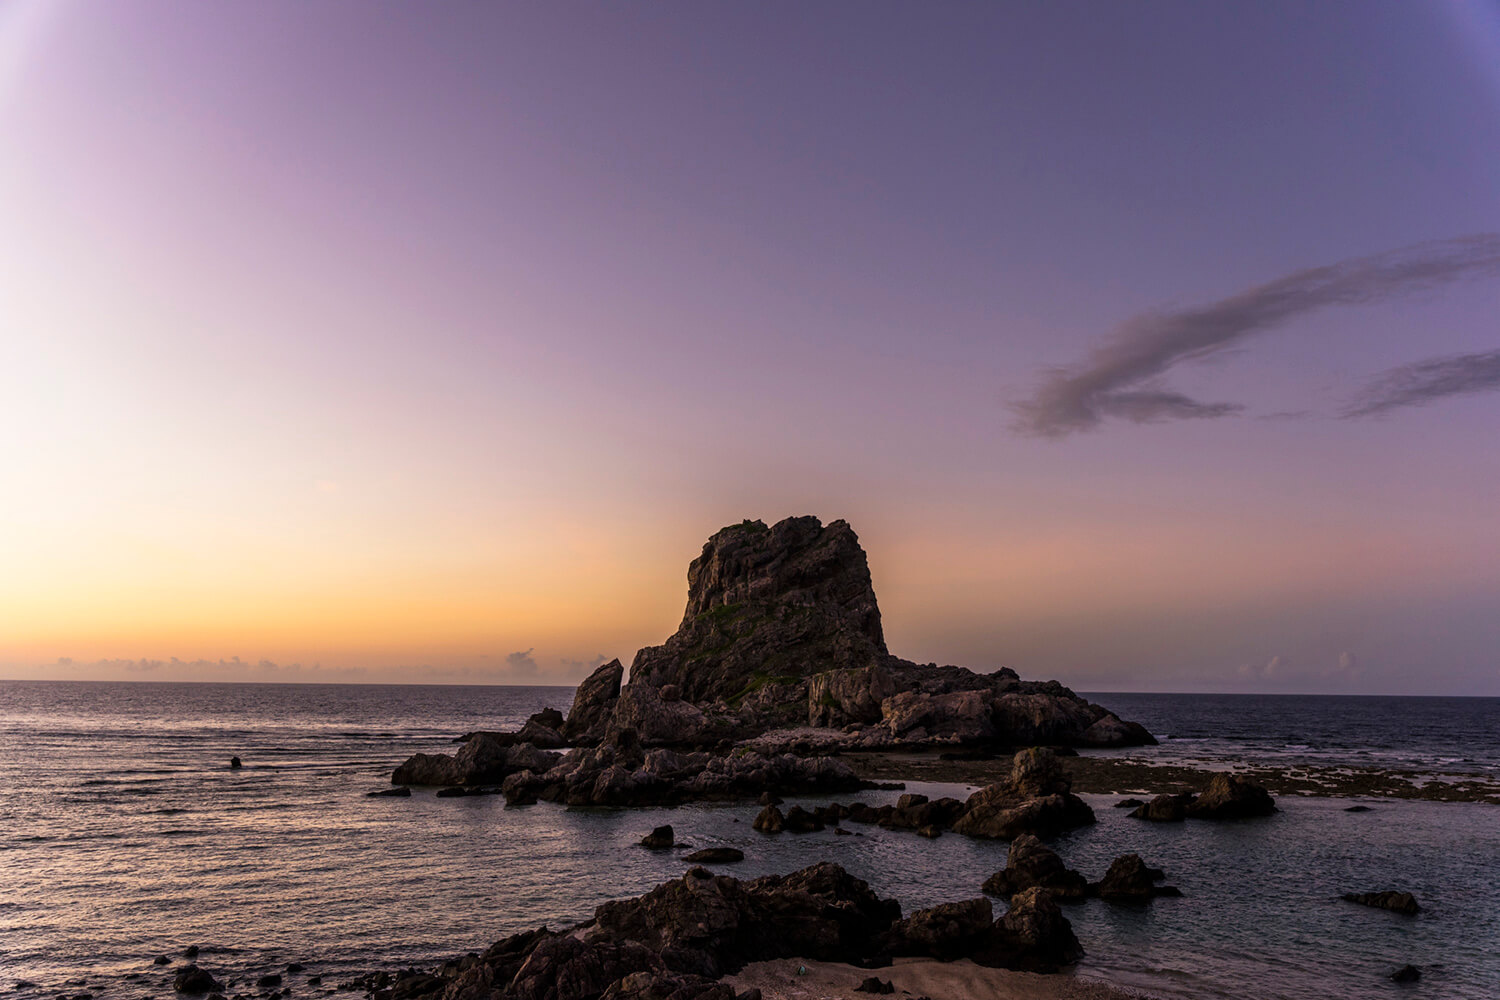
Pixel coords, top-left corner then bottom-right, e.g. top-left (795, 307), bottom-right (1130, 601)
top-left (172, 967), bottom-right (222, 994)
top-left (393, 863), bottom-right (1079, 1000)
top-left (1129, 776), bottom-right (1276, 822)
top-left (682, 848), bottom-right (744, 864)
top-left (1343, 891), bottom-right (1421, 915)
top-left (1092, 854), bottom-right (1181, 903)
top-left (1391, 964), bottom-right (1421, 982)
top-left (981, 834), bottom-right (1089, 901)
top-left (640, 825), bottom-right (674, 849)
top-left (565, 660), bottom-right (625, 745)
top-left (952, 749), bottom-right (1095, 839)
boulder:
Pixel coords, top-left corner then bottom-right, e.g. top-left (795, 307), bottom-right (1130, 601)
top-left (1390, 965), bottom-right (1420, 983)
top-left (1128, 793), bottom-right (1193, 822)
top-left (530, 708), bottom-right (566, 731)
top-left (752, 805), bottom-right (784, 833)
top-left (564, 660), bottom-right (625, 745)
top-left (981, 834), bottom-right (1089, 901)
top-left (640, 826), bottom-right (675, 849)
top-left (883, 899), bottom-right (994, 960)
top-left (1342, 891), bottom-right (1420, 915)
top-left (682, 848), bottom-right (744, 864)
top-left (1092, 854), bottom-right (1180, 903)
top-left (173, 967), bottom-right (223, 994)
top-left (1186, 774), bottom-right (1276, 819)
top-left (977, 888), bottom-right (1083, 972)
top-left (781, 805), bottom-right (824, 833)
top-left (953, 749), bottom-right (1094, 840)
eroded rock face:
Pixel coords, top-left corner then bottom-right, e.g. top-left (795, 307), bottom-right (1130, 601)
top-left (630, 518), bottom-right (888, 705)
top-left (565, 660), bottom-right (625, 745)
top-left (1093, 854), bottom-right (1181, 903)
top-left (807, 664), bottom-right (898, 727)
top-left (952, 749), bottom-right (1095, 840)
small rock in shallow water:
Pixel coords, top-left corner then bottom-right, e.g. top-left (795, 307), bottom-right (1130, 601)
top-left (639, 825), bottom-right (674, 849)
top-left (682, 847), bottom-right (744, 863)
top-left (173, 966), bottom-right (222, 994)
top-left (1343, 891), bottom-right (1420, 915)
top-left (1114, 798), bottom-right (1144, 809)
top-left (367, 788), bottom-right (410, 798)
top-left (154, 957), bottom-right (172, 966)
top-left (182, 947), bottom-right (200, 959)
top-left (283, 966), bottom-right (302, 975)
top-left (1390, 965), bottom-right (1420, 982)
top-left (230, 757), bottom-right (241, 769)
top-left (853, 978), bottom-right (894, 994)
top-left (255, 976), bottom-right (281, 989)
top-left (1344, 805), bottom-right (1372, 812)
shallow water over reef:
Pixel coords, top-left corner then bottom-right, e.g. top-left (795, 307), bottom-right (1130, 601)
top-left (1, 681), bottom-right (1495, 1000)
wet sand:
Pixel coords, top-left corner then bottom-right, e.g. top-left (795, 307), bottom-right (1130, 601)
top-left (728, 957), bottom-right (1158, 1000)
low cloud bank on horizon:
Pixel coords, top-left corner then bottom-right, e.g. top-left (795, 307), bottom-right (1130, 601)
top-left (1012, 234), bottom-right (1500, 437)
top-left (4, 653), bottom-right (612, 685)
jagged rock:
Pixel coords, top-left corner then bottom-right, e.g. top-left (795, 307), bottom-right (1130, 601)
top-left (640, 826), bottom-right (674, 849)
top-left (682, 848), bottom-right (744, 864)
top-left (392, 734), bottom-right (561, 787)
top-left (1343, 891), bottom-right (1421, 915)
top-left (895, 793), bottom-right (928, 809)
top-left (518, 719), bottom-right (568, 749)
top-left (952, 749), bottom-right (1094, 840)
top-left (1093, 854), bottom-right (1181, 903)
top-left (781, 805), bottom-right (823, 833)
top-left (1186, 774), bottom-right (1276, 819)
top-left (565, 660), bottom-right (625, 745)
top-left (982, 888), bottom-right (1083, 972)
top-left (590, 863), bottom-right (901, 977)
top-left (173, 967), bottom-right (223, 994)
top-left (808, 665), bottom-right (898, 727)
top-left (981, 834), bottom-right (1089, 901)
top-left (509, 936), bottom-right (664, 1000)
top-left (883, 899), bottom-right (994, 960)
top-left (882, 689), bottom-right (995, 743)
top-left (752, 805), bottom-right (784, 833)
top-left (1129, 793), bottom-right (1193, 822)
top-left (630, 518), bottom-right (888, 705)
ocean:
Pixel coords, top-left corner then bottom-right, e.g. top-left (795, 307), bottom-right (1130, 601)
top-left (1, 682), bottom-right (1496, 1000)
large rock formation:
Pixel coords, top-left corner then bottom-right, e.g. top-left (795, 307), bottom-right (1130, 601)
top-left (612, 516), bottom-right (1153, 750)
top-left (630, 518), bottom-right (887, 708)
top-left (565, 660), bottom-right (624, 744)
top-left (392, 732), bottom-right (562, 786)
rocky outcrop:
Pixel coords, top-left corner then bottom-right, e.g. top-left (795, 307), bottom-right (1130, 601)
top-left (500, 732), bottom-right (868, 808)
top-left (565, 660), bottom-right (625, 745)
top-left (983, 888), bottom-right (1083, 972)
top-left (1129, 778), bottom-right (1276, 822)
top-left (1342, 891), bottom-right (1421, 915)
top-left (630, 518), bottom-right (887, 707)
top-left (1186, 774), bottom-right (1278, 819)
top-left (981, 834), bottom-right (1089, 901)
top-left (393, 733), bottom-right (562, 786)
top-left (807, 664), bottom-right (898, 727)
top-left (608, 686), bottom-right (712, 747)
top-left (1092, 854), bottom-right (1181, 903)
top-left (952, 749), bottom-right (1095, 840)
top-left (883, 899), bottom-right (995, 961)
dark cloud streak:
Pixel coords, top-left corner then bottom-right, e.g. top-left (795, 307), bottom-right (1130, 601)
top-left (1012, 234), bottom-right (1500, 437)
top-left (1343, 349), bottom-right (1500, 418)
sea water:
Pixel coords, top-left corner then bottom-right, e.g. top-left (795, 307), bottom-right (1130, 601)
top-left (1, 682), bottom-right (1495, 1000)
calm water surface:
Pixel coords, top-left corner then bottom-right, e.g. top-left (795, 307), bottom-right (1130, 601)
top-left (1, 682), bottom-right (1495, 1000)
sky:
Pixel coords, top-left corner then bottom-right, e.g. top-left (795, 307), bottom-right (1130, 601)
top-left (2, 1), bottom-right (1499, 695)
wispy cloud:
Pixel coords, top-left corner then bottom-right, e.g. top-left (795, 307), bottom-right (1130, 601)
top-left (1343, 349), bottom-right (1500, 418)
top-left (1012, 234), bottom-right (1500, 437)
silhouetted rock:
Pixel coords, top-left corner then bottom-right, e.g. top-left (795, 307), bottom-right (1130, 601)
top-left (173, 967), bottom-right (222, 994)
top-left (981, 834), bottom-right (1089, 901)
top-left (1129, 793), bottom-right (1193, 822)
top-left (1186, 775), bottom-right (1276, 819)
top-left (1345, 804), bottom-right (1373, 813)
top-left (682, 848), bottom-right (744, 864)
top-left (367, 787), bottom-right (411, 797)
top-left (1343, 891), bottom-right (1421, 915)
top-left (852, 979), bottom-right (894, 995)
top-left (1113, 798), bottom-right (1144, 809)
top-left (1093, 854), bottom-right (1180, 903)
top-left (883, 899), bottom-right (994, 960)
top-left (1390, 965), bottom-right (1421, 982)
top-left (952, 749), bottom-right (1095, 840)
top-left (564, 660), bottom-right (625, 746)
top-left (640, 826), bottom-right (674, 849)
top-left (979, 888), bottom-right (1083, 972)
top-left (392, 733), bottom-right (562, 787)
top-left (229, 757), bottom-right (241, 769)
top-left (255, 975), bottom-right (282, 989)
top-left (752, 805), bottom-right (784, 833)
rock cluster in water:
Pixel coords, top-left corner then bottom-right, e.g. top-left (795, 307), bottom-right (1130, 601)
top-left (392, 516), bottom-right (1155, 791)
top-left (357, 862), bottom-right (1082, 1000)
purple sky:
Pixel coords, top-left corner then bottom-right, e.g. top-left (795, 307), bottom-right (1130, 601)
top-left (3, 1), bottom-right (1499, 693)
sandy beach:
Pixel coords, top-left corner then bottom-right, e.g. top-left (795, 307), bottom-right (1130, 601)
top-left (728, 957), bottom-right (1157, 1000)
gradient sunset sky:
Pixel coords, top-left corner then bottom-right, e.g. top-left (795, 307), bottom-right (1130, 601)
top-left (4, 2), bottom-right (1499, 694)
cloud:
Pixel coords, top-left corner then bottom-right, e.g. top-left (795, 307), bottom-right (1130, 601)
top-left (1012, 234), bottom-right (1500, 437)
top-left (504, 648), bottom-right (540, 677)
top-left (560, 654), bottom-right (612, 674)
top-left (1333, 651), bottom-right (1362, 679)
top-left (1343, 349), bottom-right (1500, 418)
top-left (1237, 653), bottom-right (1286, 680)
